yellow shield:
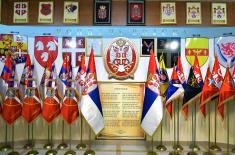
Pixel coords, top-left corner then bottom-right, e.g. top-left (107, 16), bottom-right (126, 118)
top-left (185, 38), bottom-right (209, 67)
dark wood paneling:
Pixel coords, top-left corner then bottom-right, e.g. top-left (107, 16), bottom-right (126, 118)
top-left (1, 0), bottom-right (235, 26)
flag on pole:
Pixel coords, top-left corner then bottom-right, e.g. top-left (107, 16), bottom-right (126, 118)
top-left (193, 56), bottom-right (204, 88)
top-left (1, 56), bottom-right (22, 125)
top-left (42, 55), bottom-right (61, 123)
top-left (159, 53), bottom-right (169, 102)
top-left (200, 66), bottom-right (219, 117)
top-left (75, 53), bottom-right (86, 96)
top-left (233, 67), bottom-right (235, 82)
top-left (166, 66), bottom-right (184, 117)
top-left (212, 56), bottom-right (223, 89)
top-left (218, 67), bottom-right (235, 119)
top-left (61, 63), bottom-right (79, 124)
top-left (182, 66), bottom-right (202, 118)
top-left (141, 51), bottom-right (163, 136)
top-left (176, 56), bottom-right (187, 89)
top-left (22, 57), bottom-right (41, 123)
top-left (81, 48), bottom-right (104, 135)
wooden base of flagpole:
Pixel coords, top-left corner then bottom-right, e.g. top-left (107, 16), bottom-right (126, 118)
top-left (84, 128), bottom-right (95, 155)
top-left (8, 124), bottom-right (20, 155)
top-left (76, 115), bottom-right (87, 150)
top-left (0, 124), bottom-right (12, 152)
top-left (57, 120), bottom-right (68, 150)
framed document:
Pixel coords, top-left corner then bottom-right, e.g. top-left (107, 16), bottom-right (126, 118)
top-left (211, 3), bottom-right (227, 25)
top-left (186, 2), bottom-right (201, 24)
top-left (141, 38), bottom-right (155, 57)
top-left (38, 1), bottom-right (54, 23)
top-left (127, 0), bottom-right (145, 25)
top-left (94, 0), bottom-right (111, 25)
top-left (13, 2), bottom-right (28, 23)
top-left (161, 2), bottom-right (176, 24)
top-left (86, 37), bottom-right (103, 57)
top-left (63, 1), bottom-right (79, 24)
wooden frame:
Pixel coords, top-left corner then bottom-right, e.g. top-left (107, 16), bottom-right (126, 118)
top-left (93, 0), bottom-right (111, 25)
top-left (127, 0), bottom-right (145, 25)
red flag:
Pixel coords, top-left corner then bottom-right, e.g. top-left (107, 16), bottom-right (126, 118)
top-left (193, 56), bottom-right (203, 87)
top-left (212, 56), bottom-right (223, 88)
top-left (75, 53), bottom-right (86, 95)
top-left (42, 56), bottom-right (61, 123)
top-left (218, 67), bottom-right (235, 119)
top-left (1, 55), bottom-right (13, 82)
top-left (200, 66), bottom-right (219, 117)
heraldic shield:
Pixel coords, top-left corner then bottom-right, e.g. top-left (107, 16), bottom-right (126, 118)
top-left (104, 37), bottom-right (139, 80)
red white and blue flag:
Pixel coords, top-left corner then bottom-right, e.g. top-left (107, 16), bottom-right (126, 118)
top-left (75, 53), bottom-right (86, 96)
top-left (141, 51), bottom-right (163, 136)
top-left (81, 48), bottom-right (104, 134)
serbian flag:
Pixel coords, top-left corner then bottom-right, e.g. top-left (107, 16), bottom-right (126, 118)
top-left (81, 49), bottom-right (104, 134)
top-left (200, 66), bottom-right (219, 117)
top-left (193, 56), bottom-right (204, 88)
top-left (166, 66), bottom-right (184, 117)
top-left (1, 56), bottom-right (22, 125)
top-left (159, 54), bottom-right (169, 103)
top-left (176, 56), bottom-right (187, 89)
top-left (22, 57), bottom-right (41, 124)
top-left (182, 66), bottom-right (202, 118)
top-left (42, 57), bottom-right (61, 123)
top-left (61, 63), bottom-right (79, 124)
top-left (212, 56), bottom-right (223, 89)
top-left (218, 67), bottom-right (235, 119)
top-left (141, 51), bottom-right (163, 136)
top-left (75, 53), bottom-right (86, 96)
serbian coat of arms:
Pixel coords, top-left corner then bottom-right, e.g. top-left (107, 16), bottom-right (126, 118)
top-left (34, 36), bottom-right (58, 68)
top-left (104, 38), bottom-right (138, 80)
top-left (215, 36), bottom-right (235, 68)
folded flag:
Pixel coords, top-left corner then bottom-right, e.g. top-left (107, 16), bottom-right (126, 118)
top-left (75, 53), bottom-right (86, 96)
top-left (166, 66), bottom-right (184, 117)
top-left (81, 48), bottom-right (104, 135)
top-left (1, 56), bottom-right (22, 125)
top-left (182, 66), bottom-right (202, 118)
top-left (22, 56), bottom-right (41, 123)
top-left (218, 67), bottom-right (235, 119)
top-left (141, 51), bottom-right (163, 136)
top-left (159, 53), bottom-right (169, 103)
top-left (200, 65), bottom-right (219, 117)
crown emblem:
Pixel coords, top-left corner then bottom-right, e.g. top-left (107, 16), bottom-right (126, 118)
top-left (116, 39), bottom-right (126, 47)
top-left (100, 5), bottom-right (106, 10)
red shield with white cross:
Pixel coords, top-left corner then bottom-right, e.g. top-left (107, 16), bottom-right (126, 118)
top-left (34, 36), bottom-right (58, 68)
top-left (15, 3), bottom-right (27, 16)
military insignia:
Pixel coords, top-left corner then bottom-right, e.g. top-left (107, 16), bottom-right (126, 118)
top-left (211, 3), bottom-right (227, 24)
top-left (185, 38), bottom-right (209, 67)
top-left (215, 36), bottom-right (235, 68)
top-left (161, 2), bottom-right (176, 24)
top-left (63, 2), bottom-right (79, 23)
top-left (14, 2), bottom-right (28, 23)
top-left (34, 36), bottom-right (58, 68)
top-left (94, 1), bottom-right (111, 25)
top-left (127, 0), bottom-right (145, 25)
top-left (186, 2), bottom-right (201, 24)
top-left (141, 38), bottom-right (154, 56)
top-left (104, 37), bottom-right (138, 80)
top-left (38, 2), bottom-right (54, 23)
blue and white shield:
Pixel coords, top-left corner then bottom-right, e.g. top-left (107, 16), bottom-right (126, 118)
top-left (215, 36), bottom-right (235, 68)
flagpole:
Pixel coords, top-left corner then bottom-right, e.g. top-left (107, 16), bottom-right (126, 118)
top-left (23, 124), bottom-right (33, 149)
top-left (76, 114), bottom-right (87, 150)
top-left (173, 99), bottom-right (183, 151)
top-left (45, 123), bottom-right (57, 155)
top-left (223, 102), bottom-right (230, 155)
top-left (0, 123), bottom-right (12, 151)
top-left (210, 100), bottom-right (221, 152)
top-left (169, 101), bottom-right (180, 155)
top-left (203, 102), bottom-right (214, 155)
top-left (57, 119), bottom-right (68, 150)
top-left (8, 123), bottom-right (20, 155)
top-left (147, 136), bottom-right (158, 155)
top-left (26, 123), bottom-right (39, 155)
top-left (84, 127), bottom-right (95, 155)
top-left (156, 103), bottom-right (166, 151)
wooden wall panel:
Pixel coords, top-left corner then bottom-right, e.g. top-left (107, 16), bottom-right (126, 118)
top-left (1, 0), bottom-right (235, 26)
